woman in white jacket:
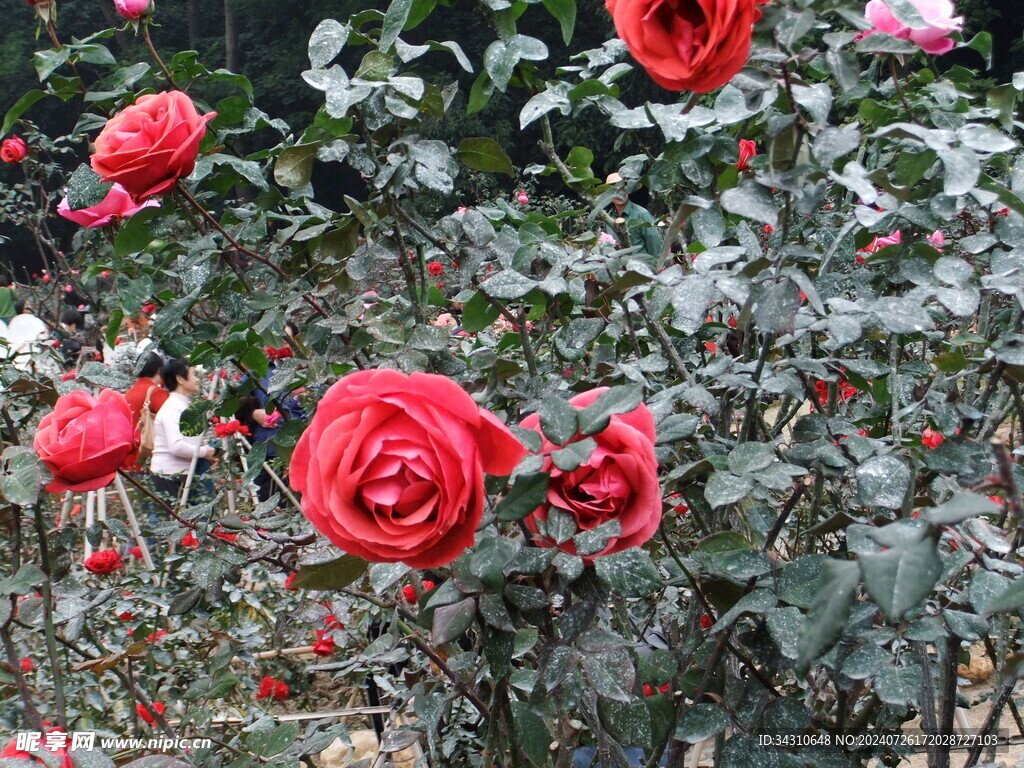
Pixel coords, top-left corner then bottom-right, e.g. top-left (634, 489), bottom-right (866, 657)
top-left (151, 359), bottom-right (216, 500)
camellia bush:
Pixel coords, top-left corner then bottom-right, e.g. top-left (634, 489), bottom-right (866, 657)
top-left (2, 0), bottom-right (1024, 766)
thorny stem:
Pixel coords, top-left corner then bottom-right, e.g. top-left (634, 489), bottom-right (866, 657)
top-left (400, 623), bottom-right (491, 719)
top-left (0, 619), bottom-right (44, 730)
top-left (636, 296), bottom-right (695, 385)
top-left (32, 504), bottom-right (67, 728)
top-left (141, 22), bottom-right (181, 90)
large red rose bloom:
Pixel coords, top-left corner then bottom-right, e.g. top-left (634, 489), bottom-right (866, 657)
top-left (605, 0), bottom-right (763, 93)
top-left (289, 370), bottom-right (526, 568)
top-left (521, 389), bottom-right (661, 559)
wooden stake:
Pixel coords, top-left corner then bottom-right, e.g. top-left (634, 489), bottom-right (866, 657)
top-left (57, 491), bottom-right (74, 528)
top-left (84, 491), bottom-right (96, 558)
top-left (238, 435), bottom-right (302, 511)
top-left (113, 475), bottom-right (155, 571)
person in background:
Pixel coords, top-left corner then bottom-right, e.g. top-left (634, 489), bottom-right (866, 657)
top-left (6, 300), bottom-right (51, 372)
top-left (151, 358), bottom-right (216, 500)
top-left (124, 351), bottom-right (169, 428)
top-left (56, 309), bottom-right (85, 368)
top-left (0, 274), bottom-right (17, 323)
top-left (604, 172), bottom-right (661, 258)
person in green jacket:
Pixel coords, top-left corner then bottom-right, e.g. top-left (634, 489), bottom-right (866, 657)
top-left (605, 173), bottom-right (662, 258)
top-left (0, 274), bottom-right (17, 323)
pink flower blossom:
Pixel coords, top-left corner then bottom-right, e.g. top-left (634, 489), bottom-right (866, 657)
top-left (863, 0), bottom-right (963, 55)
top-left (516, 191), bottom-right (529, 204)
top-left (597, 231), bottom-right (617, 245)
top-left (114, 0), bottom-right (151, 19)
top-left (57, 183), bottom-right (160, 228)
top-left (926, 230), bottom-right (945, 249)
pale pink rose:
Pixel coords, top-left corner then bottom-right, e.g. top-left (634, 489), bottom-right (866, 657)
top-left (114, 0), bottom-right (151, 19)
top-left (457, 206), bottom-right (468, 213)
top-left (516, 192), bottom-right (529, 204)
top-left (863, 0), bottom-right (962, 55)
top-left (57, 183), bottom-right (159, 228)
top-left (862, 230), bottom-right (902, 254)
top-left (598, 232), bottom-right (617, 245)
top-left (926, 230), bottom-right (945, 249)
top-left (433, 313), bottom-right (456, 328)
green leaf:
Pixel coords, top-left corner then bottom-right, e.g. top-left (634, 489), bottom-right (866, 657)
top-left (274, 143), bottom-right (321, 189)
top-left (113, 206), bottom-right (162, 256)
top-left (380, 0), bottom-right (414, 52)
top-left (704, 472), bottom-right (754, 508)
top-left (856, 455), bottom-right (910, 510)
top-left (796, 559), bottom-right (860, 673)
top-left (168, 587), bottom-right (203, 616)
top-left (495, 472), bottom-right (550, 522)
top-left (675, 703), bottom-right (729, 743)
top-left (594, 549), bottom-right (662, 598)
top-left (551, 438), bottom-right (596, 471)
top-left (248, 722), bottom-right (298, 757)
top-left (577, 385), bottom-right (644, 436)
top-left (0, 564), bottom-right (47, 596)
top-left (66, 163), bottom-right (113, 211)
top-left (432, 597), bottom-right (476, 645)
top-left (510, 701), bottom-right (552, 767)
top-left (308, 19), bottom-right (350, 68)
top-left (293, 556), bottom-right (367, 591)
top-left (457, 137), bottom-right (515, 176)
top-left (3, 90), bottom-right (47, 136)
top-left (105, 310), bottom-right (124, 351)
top-left (179, 399), bottom-right (213, 437)
top-left (860, 535), bottom-right (942, 622)
top-left (461, 291), bottom-right (501, 332)
top-left (470, 536), bottom-right (520, 591)
top-left (727, 442), bottom-right (776, 474)
top-left (874, 663), bottom-right (922, 707)
top-left (966, 30), bottom-right (993, 69)
top-left (542, 0), bottom-right (576, 45)
top-left (925, 493), bottom-right (1001, 525)
top-left (985, 580), bottom-right (1024, 614)
top-left (537, 396), bottom-right (578, 446)
top-left (0, 447), bottom-right (43, 508)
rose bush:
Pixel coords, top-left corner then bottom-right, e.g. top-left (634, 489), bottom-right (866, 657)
top-left (521, 390), bottom-right (661, 558)
top-left (33, 389), bottom-right (138, 493)
top-left (90, 91), bottom-right (214, 199)
top-left (605, 0), bottom-right (763, 91)
top-left (289, 369), bottom-right (526, 568)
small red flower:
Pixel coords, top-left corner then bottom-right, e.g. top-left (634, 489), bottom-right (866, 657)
top-left (284, 573), bottom-right (297, 590)
top-left (699, 613), bottom-right (713, 630)
top-left (921, 427), bottom-right (944, 450)
top-left (141, 303), bottom-right (156, 314)
top-left (20, 657), bottom-right (32, 673)
top-left (213, 420), bottom-right (251, 438)
top-left (180, 531), bottom-right (200, 548)
top-left (736, 139), bottom-right (757, 171)
top-left (402, 585), bottom-right (417, 603)
top-left (137, 702), bottom-right (165, 725)
top-left (128, 546), bottom-right (143, 560)
top-left (256, 676), bottom-right (289, 701)
top-left (42, 274), bottom-right (51, 283)
top-left (312, 630), bottom-right (335, 657)
top-left (516, 191), bottom-right (529, 204)
top-left (213, 528), bottom-right (238, 543)
top-left (118, 612), bottom-right (133, 621)
top-left (84, 550), bottom-right (123, 574)
top-left (60, 371), bottom-right (76, 382)
top-left (643, 683), bottom-right (671, 697)
top-left (762, 224), bottom-right (773, 234)
top-left (422, 580), bottom-right (435, 591)
top-left (988, 495), bottom-right (1003, 505)
top-left (427, 261), bottom-right (443, 276)
top-left (704, 342), bottom-right (717, 353)
top-left (146, 630), bottom-right (168, 643)
top-left (728, 316), bottom-right (737, 328)
top-left (264, 346), bottom-right (293, 360)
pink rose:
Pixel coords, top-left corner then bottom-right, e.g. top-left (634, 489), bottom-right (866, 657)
top-left (289, 370), bottom-right (526, 568)
top-left (736, 139), bottom-right (757, 171)
top-left (516, 191), bottom-right (529, 204)
top-left (34, 389), bottom-right (139, 493)
top-left (520, 389), bottom-right (661, 559)
top-left (1, 136), bottom-right (27, 163)
top-left (57, 183), bottom-right (160, 228)
top-left (926, 229), bottom-right (945, 249)
top-left (91, 91), bottom-right (215, 199)
top-left (863, 0), bottom-right (962, 55)
top-left (114, 0), bottom-right (151, 18)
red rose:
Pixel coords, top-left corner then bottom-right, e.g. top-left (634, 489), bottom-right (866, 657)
top-left (1, 136), bottom-right (27, 163)
top-left (699, 613), bottom-right (713, 630)
top-left (921, 426), bottom-right (944, 449)
top-left (91, 92), bottom-right (215, 199)
top-left (284, 573), bottom-right (297, 590)
top-left (181, 531), bottom-right (200, 548)
top-left (311, 630), bottom-right (335, 657)
top-left (737, 139), bottom-right (757, 171)
top-left (427, 261), bottom-right (443, 276)
top-left (605, 0), bottom-right (763, 93)
top-left (265, 346), bottom-right (293, 360)
top-left (520, 389), bottom-right (661, 559)
top-left (84, 550), bottom-right (123, 574)
top-left (141, 302), bottom-right (156, 314)
top-left (118, 612), bottom-right (133, 620)
top-left (402, 584), bottom-right (417, 603)
top-left (137, 702), bottom-right (165, 725)
top-left (20, 657), bottom-right (32, 673)
top-left (214, 419), bottom-right (250, 438)
top-left (34, 389), bottom-right (139, 493)
top-left (289, 370), bottom-right (526, 568)
top-left (129, 546), bottom-right (143, 559)
top-left (1, 728), bottom-right (73, 768)
top-left (256, 676), bottom-right (289, 700)
top-left (145, 630), bottom-right (168, 643)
